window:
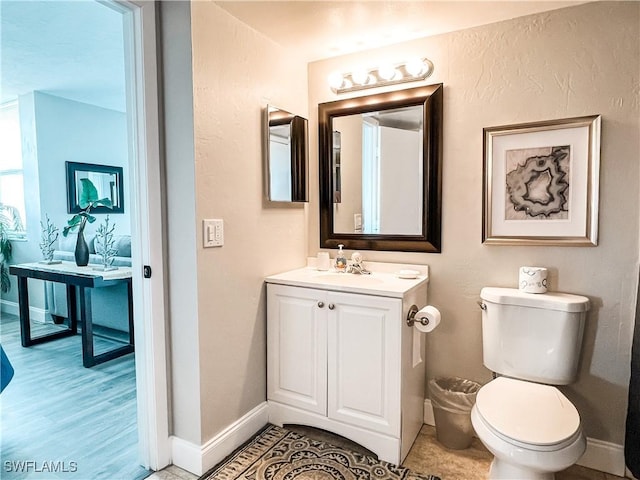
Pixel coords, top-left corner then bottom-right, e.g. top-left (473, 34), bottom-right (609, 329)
top-left (0, 101), bottom-right (26, 239)
top-left (362, 117), bottom-right (380, 234)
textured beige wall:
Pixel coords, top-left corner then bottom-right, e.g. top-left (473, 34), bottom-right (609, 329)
top-left (308, 2), bottom-right (639, 445)
top-left (190, 3), bottom-right (309, 442)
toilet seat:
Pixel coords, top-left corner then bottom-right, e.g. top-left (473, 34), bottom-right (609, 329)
top-left (475, 377), bottom-right (581, 450)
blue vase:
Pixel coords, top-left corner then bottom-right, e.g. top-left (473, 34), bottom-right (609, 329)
top-left (75, 228), bottom-right (90, 266)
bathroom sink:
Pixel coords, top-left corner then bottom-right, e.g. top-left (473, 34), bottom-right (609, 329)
top-left (265, 264), bottom-right (429, 298)
top-left (313, 273), bottom-right (385, 286)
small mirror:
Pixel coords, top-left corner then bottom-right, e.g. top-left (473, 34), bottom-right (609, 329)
top-left (66, 161), bottom-right (124, 214)
top-left (265, 106), bottom-right (308, 202)
top-left (319, 84), bottom-right (443, 252)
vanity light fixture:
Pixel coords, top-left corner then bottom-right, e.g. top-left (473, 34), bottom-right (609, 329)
top-left (328, 58), bottom-right (434, 94)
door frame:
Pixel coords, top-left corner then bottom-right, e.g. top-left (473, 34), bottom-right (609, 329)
top-left (110, 0), bottom-right (171, 470)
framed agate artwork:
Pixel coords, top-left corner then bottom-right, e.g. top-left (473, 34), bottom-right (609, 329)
top-left (482, 115), bottom-right (601, 246)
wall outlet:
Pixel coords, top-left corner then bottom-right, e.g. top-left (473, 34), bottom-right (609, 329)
top-left (354, 213), bottom-right (363, 233)
top-left (203, 219), bottom-right (224, 247)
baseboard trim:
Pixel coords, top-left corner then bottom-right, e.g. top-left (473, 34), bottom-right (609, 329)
top-left (577, 437), bottom-right (626, 477)
top-left (423, 398), bottom-right (435, 427)
top-left (1, 299), bottom-right (47, 323)
top-left (170, 402), bottom-right (269, 476)
top-left (424, 399), bottom-right (625, 477)
top-left (170, 436), bottom-right (202, 476)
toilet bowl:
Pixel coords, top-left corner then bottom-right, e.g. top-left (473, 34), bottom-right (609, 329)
top-left (471, 377), bottom-right (586, 480)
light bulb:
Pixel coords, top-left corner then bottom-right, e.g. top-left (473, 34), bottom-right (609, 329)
top-left (351, 69), bottom-right (370, 86)
top-left (328, 72), bottom-right (345, 90)
top-left (405, 58), bottom-right (426, 77)
top-left (378, 64), bottom-right (399, 81)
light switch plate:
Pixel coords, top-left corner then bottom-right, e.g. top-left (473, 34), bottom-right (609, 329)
top-left (203, 219), bottom-right (224, 247)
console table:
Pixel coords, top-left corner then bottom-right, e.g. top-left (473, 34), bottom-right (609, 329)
top-left (9, 262), bottom-right (134, 368)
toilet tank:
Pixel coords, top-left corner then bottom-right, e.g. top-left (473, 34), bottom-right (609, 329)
top-left (479, 287), bottom-right (590, 385)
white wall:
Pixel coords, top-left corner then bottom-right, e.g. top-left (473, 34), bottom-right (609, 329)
top-left (191, 2), bottom-right (308, 442)
top-left (333, 115), bottom-right (362, 233)
top-left (171, 2), bottom-right (309, 447)
top-left (2, 91), bottom-right (129, 308)
top-left (32, 92), bottom-right (130, 238)
top-left (379, 126), bottom-right (421, 235)
top-left (308, 1), bottom-right (639, 447)
top-left (160, 0), bottom-right (200, 445)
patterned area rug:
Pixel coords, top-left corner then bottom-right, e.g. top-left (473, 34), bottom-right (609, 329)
top-left (199, 424), bottom-right (440, 480)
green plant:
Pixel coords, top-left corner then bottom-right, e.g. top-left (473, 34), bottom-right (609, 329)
top-left (0, 203), bottom-right (24, 294)
top-left (0, 222), bottom-right (12, 294)
top-left (62, 179), bottom-right (112, 237)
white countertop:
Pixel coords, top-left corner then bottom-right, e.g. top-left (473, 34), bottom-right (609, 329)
top-left (265, 261), bottom-right (429, 298)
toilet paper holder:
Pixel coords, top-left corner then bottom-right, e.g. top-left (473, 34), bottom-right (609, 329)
top-left (406, 304), bottom-right (429, 327)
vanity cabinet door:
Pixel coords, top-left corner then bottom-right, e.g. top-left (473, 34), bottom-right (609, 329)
top-left (267, 284), bottom-right (327, 415)
top-left (327, 292), bottom-right (402, 436)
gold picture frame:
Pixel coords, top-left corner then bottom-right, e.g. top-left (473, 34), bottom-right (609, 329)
top-left (483, 115), bottom-right (601, 246)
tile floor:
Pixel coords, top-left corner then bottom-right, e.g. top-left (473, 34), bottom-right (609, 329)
top-left (147, 465), bottom-right (196, 480)
top-left (403, 425), bottom-right (625, 480)
top-left (146, 425), bottom-right (627, 480)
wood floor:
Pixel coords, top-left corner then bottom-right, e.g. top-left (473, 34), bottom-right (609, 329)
top-left (0, 313), bottom-right (149, 480)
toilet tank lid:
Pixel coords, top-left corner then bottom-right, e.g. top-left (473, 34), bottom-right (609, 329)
top-left (480, 287), bottom-right (590, 312)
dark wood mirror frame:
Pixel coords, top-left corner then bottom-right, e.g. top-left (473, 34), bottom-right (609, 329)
top-left (265, 106), bottom-right (309, 203)
top-left (319, 83), bottom-right (443, 253)
top-left (66, 161), bottom-right (124, 214)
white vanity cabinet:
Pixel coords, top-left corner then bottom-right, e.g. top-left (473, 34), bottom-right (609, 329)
top-left (267, 285), bottom-right (401, 435)
top-left (265, 265), bottom-right (429, 464)
top-left (327, 291), bottom-right (401, 436)
top-left (266, 285), bottom-right (328, 416)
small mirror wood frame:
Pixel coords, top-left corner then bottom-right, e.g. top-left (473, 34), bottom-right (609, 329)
top-left (265, 106), bottom-right (309, 203)
top-left (319, 84), bottom-right (443, 253)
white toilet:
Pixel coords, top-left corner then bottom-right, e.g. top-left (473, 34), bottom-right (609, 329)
top-left (472, 287), bottom-right (590, 480)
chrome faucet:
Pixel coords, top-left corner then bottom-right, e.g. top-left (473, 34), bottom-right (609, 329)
top-left (347, 252), bottom-right (371, 275)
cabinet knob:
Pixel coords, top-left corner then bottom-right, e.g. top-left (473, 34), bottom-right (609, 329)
top-left (317, 301), bottom-right (325, 308)
top-left (328, 304), bottom-right (335, 310)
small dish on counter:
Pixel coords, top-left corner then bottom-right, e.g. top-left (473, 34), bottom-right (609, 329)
top-left (396, 269), bottom-right (420, 279)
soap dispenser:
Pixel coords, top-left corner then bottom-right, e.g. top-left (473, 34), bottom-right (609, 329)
top-left (335, 244), bottom-right (347, 273)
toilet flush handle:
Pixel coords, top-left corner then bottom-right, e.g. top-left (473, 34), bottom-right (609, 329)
top-left (477, 301), bottom-right (487, 311)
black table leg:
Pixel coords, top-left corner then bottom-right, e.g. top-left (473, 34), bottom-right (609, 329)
top-left (80, 283), bottom-right (135, 368)
top-left (18, 276), bottom-right (31, 347)
top-left (66, 284), bottom-right (78, 334)
top-left (127, 279), bottom-right (135, 347)
top-left (80, 286), bottom-right (95, 368)
top-left (17, 275), bottom-right (75, 347)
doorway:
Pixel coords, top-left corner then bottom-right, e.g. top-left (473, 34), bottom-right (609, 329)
top-left (0, 0), bottom-right (168, 476)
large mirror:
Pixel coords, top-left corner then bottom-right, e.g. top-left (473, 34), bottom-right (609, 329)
top-left (66, 161), bottom-right (124, 214)
top-left (319, 84), bottom-right (443, 252)
top-left (265, 105), bottom-right (308, 202)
